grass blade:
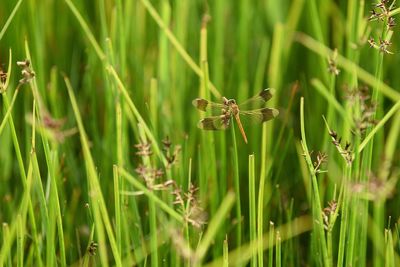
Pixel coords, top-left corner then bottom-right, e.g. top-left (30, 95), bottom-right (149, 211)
top-left (195, 191), bottom-right (235, 264)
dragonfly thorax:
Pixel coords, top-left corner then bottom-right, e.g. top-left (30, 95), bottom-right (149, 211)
top-left (222, 97), bottom-right (239, 116)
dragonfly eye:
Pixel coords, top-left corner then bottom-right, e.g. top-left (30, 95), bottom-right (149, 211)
top-left (228, 99), bottom-right (236, 105)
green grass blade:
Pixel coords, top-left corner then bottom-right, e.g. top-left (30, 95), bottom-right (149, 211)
top-left (0, 0), bottom-right (24, 41)
top-left (311, 78), bottom-right (352, 126)
top-left (358, 100), bottom-right (400, 153)
top-left (140, 0), bottom-right (220, 98)
top-left (118, 167), bottom-right (183, 223)
top-left (0, 87), bottom-right (19, 135)
top-left (295, 32), bottom-right (400, 102)
top-left (299, 97), bottom-right (330, 267)
top-left (64, 76), bottom-right (122, 266)
top-left (231, 119), bottom-right (242, 248)
top-left (248, 154), bottom-right (257, 267)
top-left (64, 0), bottom-right (106, 60)
top-left (195, 191), bottom-right (235, 264)
top-left (204, 216), bottom-right (312, 267)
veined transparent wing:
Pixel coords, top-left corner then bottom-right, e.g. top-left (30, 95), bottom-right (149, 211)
top-left (192, 98), bottom-right (226, 113)
top-left (197, 115), bottom-right (231, 130)
top-left (239, 88), bottom-right (276, 109)
top-left (239, 107), bottom-right (279, 124)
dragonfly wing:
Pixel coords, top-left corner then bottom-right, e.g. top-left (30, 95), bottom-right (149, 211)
top-left (240, 107), bottom-right (279, 124)
top-left (197, 115), bottom-right (230, 130)
top-left (258, 88), bottom-right (275, 102)
top-left (239, 88), bottom-right (276, 109)
top-left (192, 98), bottom-right (225, 112)
top-left (192, 98), bottom-right (209, 111)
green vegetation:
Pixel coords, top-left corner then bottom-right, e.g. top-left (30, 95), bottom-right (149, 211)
top-left (1, 0), bottom-right (400, 266)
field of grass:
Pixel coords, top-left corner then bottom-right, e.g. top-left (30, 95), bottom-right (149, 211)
top-left (1, 0), bottom-right (400, 266)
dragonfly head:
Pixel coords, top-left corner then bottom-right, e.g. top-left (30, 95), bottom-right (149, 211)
top-left (227, 99), bottom-right (236, 105)
top-left (227, 99), bottom-right (240, 116)
top-left (222, 97), bottom-right (236, 106)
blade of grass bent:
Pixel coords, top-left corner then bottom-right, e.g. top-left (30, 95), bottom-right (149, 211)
top-left (0, 87), bottom-right (19, 135)
top-left (64, 76), bottom-right (122, 266)
top-left (118, 167), bottom-right (184, 223)
top-left (311, 78), bottom-right (352, 126)
top-left (295, 32), bottom-right (400, 102)
top-left (65, 0), bottom-right (166, 166)
top-left (139, 0), bottom-right (221, 98)
top-left (0, 0), bottom-right (24, 41)
top-left (358, 100), bottom-right (400, 153)
top-left (300, 97), bottom-right (330, 267)
top-left (194, 191), bottom-right (235, 264)
top-left (24, 41), bottom-right (67, 267)
top-left (64, 0), bottom-right (106, 60)
top-left (204, 215), bottom-right (312, 267)
top-left (107, 66), bottom-right (167, 166)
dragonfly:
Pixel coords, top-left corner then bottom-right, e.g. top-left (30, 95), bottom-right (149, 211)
top-left (192, 88), bottom-right (279, 144)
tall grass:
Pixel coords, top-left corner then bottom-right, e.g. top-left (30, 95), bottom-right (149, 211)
top-left (1, 0), bottom-right (400, 266)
